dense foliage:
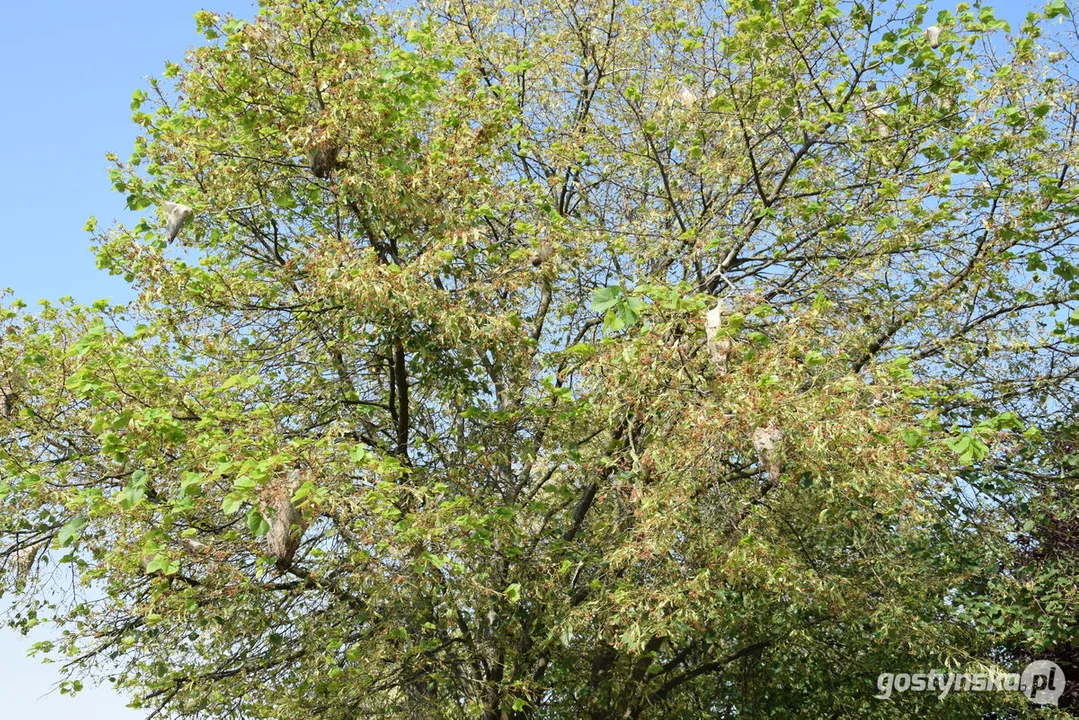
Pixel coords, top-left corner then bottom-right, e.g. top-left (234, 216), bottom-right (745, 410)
top-left (2, 0), bottom-right (1079, 717)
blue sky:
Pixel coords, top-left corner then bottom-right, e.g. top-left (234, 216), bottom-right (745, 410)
top-left (0, 4), bottom-right (253, 716)
top-left (0, 0), bottom-right (1046, 717)
top-left (0, 1), bottom-right (252, 308)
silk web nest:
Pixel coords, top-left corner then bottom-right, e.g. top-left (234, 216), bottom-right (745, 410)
top-left (261, 469), bottom-right (309, 571)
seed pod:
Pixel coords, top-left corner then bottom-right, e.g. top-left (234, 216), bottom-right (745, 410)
top-left (751, 425), bottom-right (785, 482)
top-left (162, 201), bottom-right (194, 242)
top-left (924, 26), bottom-right (942, 48)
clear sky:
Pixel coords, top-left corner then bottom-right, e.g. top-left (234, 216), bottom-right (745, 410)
top-left (0, 0), bottom-right (1044, 717)
top-left (0, 3), bottom-right (253, 716)
top-left (0, 1), bottom-right (252, 308)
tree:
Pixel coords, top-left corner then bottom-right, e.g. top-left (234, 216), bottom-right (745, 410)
top-left (2, 0), bottom-right (1078, 717)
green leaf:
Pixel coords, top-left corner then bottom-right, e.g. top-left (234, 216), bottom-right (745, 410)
top-left (221, 493), bottom-right (245, 515)
top-left (246, 507), bottom-right (270, 537)
top-left (145, 554), bottom-right (179, 576)
top-left (616, 302), bottom-right (640, 329)
top-left (504, 583), bottom-right (521, 603)
top-left (603, 308), bottom-right (625, 331)
top-left (1046, 0), bottom-right (1070, 19)
top-left (57, 516), bottom-right (87, 548)
top-left (292, 480), bottom-right (316, 505)
top-left (902, 429), bottom-right (923, 449)
top-left (118, 483), bottom-right (147, 511)
top-left (233, 475), bottom-right (256, 490)
top-left (130, 89), bottom-right (148, 111)
top-left (591, 285), bottom-right (623, 312)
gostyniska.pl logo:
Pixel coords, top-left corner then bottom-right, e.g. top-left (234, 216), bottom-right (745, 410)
top-left (875, 660), bottom-right (1065, 706)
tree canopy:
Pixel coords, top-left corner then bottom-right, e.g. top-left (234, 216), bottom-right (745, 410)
top-left (2, 0), bottom-right (1079, 717)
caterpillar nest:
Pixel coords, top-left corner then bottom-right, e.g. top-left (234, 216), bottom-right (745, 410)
top-left (262, 470), bottom-right (307, 571)
top-left (310, 141), bottom-right (344, 179)
top-left (751, 425), bottom-right (785, 483)
top-left (0, 367), bottom-right (28, 417)
top-left (704, 300), bottom-right (734, 375)
top-left (9, 538), bottom-right (46, 588)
